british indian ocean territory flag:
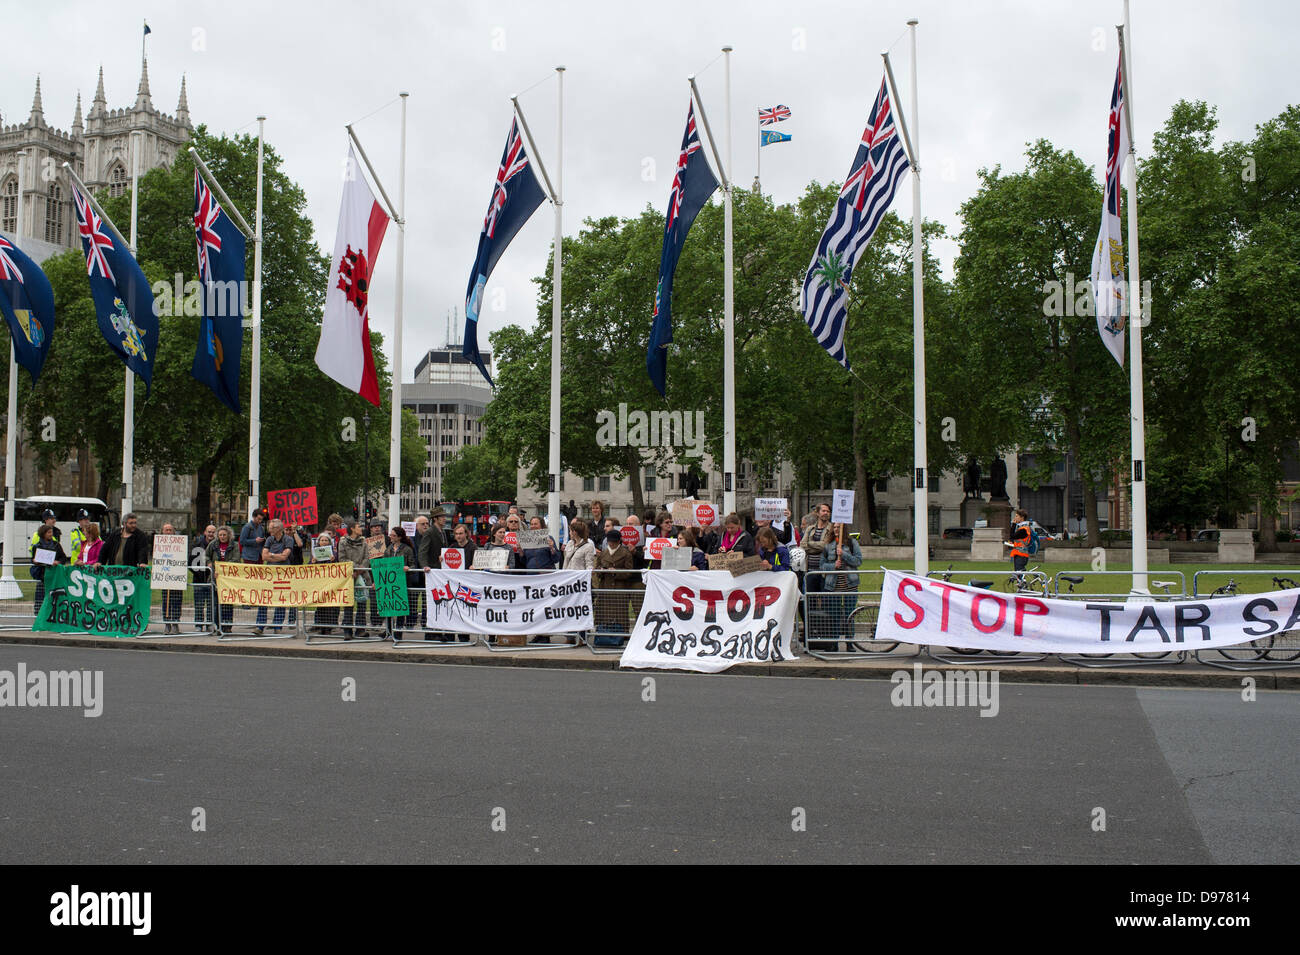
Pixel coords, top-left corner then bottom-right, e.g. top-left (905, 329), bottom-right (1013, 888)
top-left (315, 146), bottom-right (390, 406)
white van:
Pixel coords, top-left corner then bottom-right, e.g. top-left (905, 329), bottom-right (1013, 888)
top-left (0, 496), bottom-right (117, 561)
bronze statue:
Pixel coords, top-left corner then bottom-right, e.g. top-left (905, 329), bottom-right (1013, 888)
top-left (990, 457), bottom-right (1009, 501)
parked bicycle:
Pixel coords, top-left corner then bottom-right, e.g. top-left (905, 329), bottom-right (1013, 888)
top-left (1212, 576), bottom-right (1300, 662)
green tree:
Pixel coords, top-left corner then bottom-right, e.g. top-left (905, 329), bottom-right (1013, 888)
top-left (441, 438), bottom-right (518, 502)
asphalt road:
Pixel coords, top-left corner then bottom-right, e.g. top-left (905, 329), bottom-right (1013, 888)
top-left (0, 644), bottom-right (1294, 864)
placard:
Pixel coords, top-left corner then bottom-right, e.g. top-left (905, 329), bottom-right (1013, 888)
top-left (150, 533), bottom-right (189, 591)
top-left (516, 529), bottom-right (550, 549)
top-left (831, 488), bottom-right (855, 524)
top-left (471, 548), bottom-right (510, 570)
top-left (645, 537), bottom-right (674, 561)
top-left (694, 502), bottom-right (718, 527)
top-left (369, 555), bottom-right (409, 617)
top-left (671, 498), bottom-right (697, 525)
top-left (442, 547), bottom-right (465, 570)
top-left (755, 498), bottom-right (787, 522)
top-left (266, 486), bottom-right (318, 527)
top-left (426, 569), bottom-right (593, 635)
top-left (660, 547), bottom-right (694, 571)
top-left (504, 531), bottom-right (519, 548)
top-left (32, 547), bottom-right (57, 566)
top-left (366, 534), bottom-right (387, 560)
top-left (727, 555), bottom-right (766, 576)
top-left (214, 561), bottom-right (354, 608)
top-left (34, 566), bottom-right (153, 639)
top-left (620, 570), bottom-right (799, 672)
top-left (311, 545), bottom-right (334, 563)
top-left (620, 525), bottom-right (642, 549)
top-left (401, 521), bottom-right (417, 538)
top-left (707, 550), bottom-right (742, 571)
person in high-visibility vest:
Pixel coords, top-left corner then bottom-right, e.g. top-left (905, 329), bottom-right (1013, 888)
top-left (1004, 507), bottom-right (1032, 573)
top-left (68, 508), bottom-right (91, 565)
top-left (29, 508), bottom-right (60, 554)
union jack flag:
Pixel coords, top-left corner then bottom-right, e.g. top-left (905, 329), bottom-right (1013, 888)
top-left (668, 106), bottom-right (705, 229)
top-left (484, 119), bottom-right (530, 239)
top-left (456, 585), bottom-right (481, 606)
top-left (72, 186), bottom-right (116, 283)
top-left (800, 75), bottom-right (910, 369)
top-left (194, 169), bottom-right (223, 281)
top-left (0, 235), bottom-right (23, 282)
top-left (758, 104), bottom-right (791, 125)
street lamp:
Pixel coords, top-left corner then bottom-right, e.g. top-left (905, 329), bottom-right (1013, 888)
top-left (363, 412), bottom-right (371, 523)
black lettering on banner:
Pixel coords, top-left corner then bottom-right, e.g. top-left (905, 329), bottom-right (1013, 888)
top-left (698, 624), bottom-right (723, 657)
top-left (1125, 605), bottom-right (1170, 643)
top-left (673, 631), bottom-right (697, 657)
top-left (1174, 603), bottom-right (1212, 643)
top-left (1241, 597), bottom-right (1280, 637)
top-left (737, 629), bottom-right (754, 658)
top-left (643, 611), bottom-right (672, 652)
top-left (1087, 603), bottom-right (1122, 643)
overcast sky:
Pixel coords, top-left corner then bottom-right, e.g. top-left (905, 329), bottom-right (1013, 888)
top-left (6, 1), bottom-right (1295, 382)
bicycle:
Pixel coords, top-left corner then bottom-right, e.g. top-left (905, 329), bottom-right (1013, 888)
top-left (1209, 578), bottom-right (1262, 662)
top-left (1212, 576), bottom-right (1300, 662)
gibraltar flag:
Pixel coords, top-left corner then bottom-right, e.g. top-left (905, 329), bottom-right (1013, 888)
top-left (315, 146), bottom-right (390, 405)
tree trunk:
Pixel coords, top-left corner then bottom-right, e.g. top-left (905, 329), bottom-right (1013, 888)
top-left (1258, 503), bottom-right (1278, 553)
top-left (1067, 418), bottom-right (1101, 548)
top-left (194, 434), bottom-right (240, 531)
top-left (625, 446), bottom-right (645, 516)
top-left (852, 397), bottom-right (871, 537)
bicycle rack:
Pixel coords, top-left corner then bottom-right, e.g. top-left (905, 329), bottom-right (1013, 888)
top-left (1053, 570), bottom-right (1189, 669)
top-left (1193, 569), bottom-right (1300, 671)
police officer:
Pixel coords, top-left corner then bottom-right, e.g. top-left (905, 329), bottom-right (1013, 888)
top-left (69, 508), bottom-right (92, 564)
top-left (29, 508), bottom-right (61, 553)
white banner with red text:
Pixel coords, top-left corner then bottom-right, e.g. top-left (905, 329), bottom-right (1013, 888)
top-left (876, 569), bottom-right (1300, 654)
top-left (425, 569), bottom-right (593, 634)
top-left (620, 570), bottom-right (800, 673)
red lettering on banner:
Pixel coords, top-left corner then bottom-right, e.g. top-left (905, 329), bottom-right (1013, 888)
top-left (930, 581), bottom-right (962, 632)
top-left (894, 578), bottom-right (924, 629)
top-left (1014, 597), bottom-right (1049, 636)
top-left (672, 586), bottom-right (694, 620)
top-left (752, 586), bottom-right (780, 618)
top-left (971, 592), bottom-right (1007, 633)
top-left (699, 590), bottom-right (724, 622)
top-left (726, 590), bottom-right (751, 622)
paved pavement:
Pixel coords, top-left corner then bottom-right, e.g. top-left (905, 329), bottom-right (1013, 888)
top-left (1, 643), bottom-right (1294, 863)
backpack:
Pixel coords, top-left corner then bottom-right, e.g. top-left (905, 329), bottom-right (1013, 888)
top-left (1026, 523), bottom-right (1042, 556)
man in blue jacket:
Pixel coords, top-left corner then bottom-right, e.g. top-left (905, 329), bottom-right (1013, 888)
top-left (239, 508), bottom-right (267, 563)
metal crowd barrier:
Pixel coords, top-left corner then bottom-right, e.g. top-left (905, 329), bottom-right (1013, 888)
top-left (802, 569), bottom-right (917, 661)
top-left (1050, 569), bottom-right (1188, 668)
top-left (1192, 568), bottom-right (1300, 671)
top-left (0, 558), bottom-right (44, 632)
top-left (302, 567), bottom-right (388, 645)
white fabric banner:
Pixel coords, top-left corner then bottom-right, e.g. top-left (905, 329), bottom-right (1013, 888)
top-left (425, 569), bottom-right (592, 634)
top-left (876, 569), bottom-right (1300, 654)
top-left (620, 570), bottom-right (800, 673)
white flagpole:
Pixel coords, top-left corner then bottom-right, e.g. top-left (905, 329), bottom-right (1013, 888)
top-left (907, 19), bottom-right (929, 576)
top-left (547, 66), bottom-right (565, 538)
top-left (249, 117), bottom-right (265, 519)
top-left (0, 150), bottom-right (27, 598)
top-left (722, 45), bottom-right (736, 517)
top-left (755, 111), bottom-right (761, 193)
top-left (388, 92), bottom-right (408, 525)
top-left (123, 131), bottom-right (140, 519)
top-left (1120, 2), bottom-right (1148, 591)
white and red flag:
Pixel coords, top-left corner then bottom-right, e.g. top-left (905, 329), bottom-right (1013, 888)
top-left (315, 146), bottom-right (390, 405)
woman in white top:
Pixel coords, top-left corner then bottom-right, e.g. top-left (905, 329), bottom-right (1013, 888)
top-left (563, 518), bottom-right (596, 571)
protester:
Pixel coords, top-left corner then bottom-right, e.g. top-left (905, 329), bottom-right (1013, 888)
top-left (309, 532), bottom-right (338, 635)
top-left (588, 500), bottom-right (606, 535)
top-left (29, 523), bottom-right (68, 617)
top-left (77, 522), bottom-right (104, 566)
top-left (206, 526), bottom-right (239, 634)
top-left (481, 523), bottom-right (518, 569)
top-left (337, 519), bottom-right (371, 638)
top-left (676, 527), bottom-right (709, 570)
top-left (802, 504), bottom-right (833, 595)
top-left (563, 518), bottom-right (595, 570)
top-left (522, 516), bottom-right (560, 570)
top-left (190, 523), bottom-right (218, 631)
top-left (819, 524), bottom-right (862, 650)
top-left (96, 513), bottom-right (151, 568)
top-left (69, 508), bottom-right (92, 564)
top-left (326, 512), bottom-right (345, 542)
top-left (450, 522), bottom-right (477, 568)
top-left (417, 506), bottom-right (447, 571)
top-left (253, 519), bottom-right (292, 635)
top-left (758, 514), bottom-right (793, 547)
top-left (1006, 507), bottom-right (1032, 574)
top-left (592, 528), bottom-right (638, 646)
top-left (717, 512), bottom-right (757, 558)
top-left (757, 526), bottom-right (792, 573)
top-left (387, 526), bottom-right (418, 636)
top-left (239, 508), bottom-right (267, 563)
top-left (159, 522), bottom-right (184, 634)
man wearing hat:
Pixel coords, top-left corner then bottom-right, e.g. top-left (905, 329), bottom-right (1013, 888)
top-left (29, 508), bottom-right (61, 553)
top-left (416, 506), bottom-right (447, 572)
top-left (68, 508), bottom-right (93, 565)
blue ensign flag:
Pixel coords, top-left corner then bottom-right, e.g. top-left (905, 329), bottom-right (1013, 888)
top-left (760, 130), bottom-right (792, 147)
top-left (800, 76), bottom-right (910, 369)
top-left (70, 183), bottom-right (158, 390)
top-left (0, 232), bottom-right (56, 384)
top-left (464, 118), bottom-right (547, 387)
top-left (647, 102), bottom-right (719, 396)
top-left (192, 169), bottom-right (246, 413)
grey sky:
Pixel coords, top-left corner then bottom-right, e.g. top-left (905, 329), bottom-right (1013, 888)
top-left (6, 1), bottom-right (1294, 382)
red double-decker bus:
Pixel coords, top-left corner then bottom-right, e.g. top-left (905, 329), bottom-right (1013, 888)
top-left (445, 500), bottom-right (512, 546)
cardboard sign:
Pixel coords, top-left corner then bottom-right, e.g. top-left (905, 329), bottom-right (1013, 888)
top-left (370, 555), bottom-right (410, 617)
top-left (366, 534), bottom-right (387, 560)
top-left (311, 545), bottom-right (334, 563)
top-left (442, 547), bottom-right (465, 570)
top-left (471, 548), bottom-right (510, 571)
top-left (266, 486), bottom-right (318, 527)
top-left (831, 488), bottom-right (855, 524)
top-left (671, 498), bottom-right (697, 525)
top-left (150, 533), bottom-right (189, 591)
top-left (755, 498), bottom-right (787, 522)
top-left (620, 525), bottom-right (641, 548)
top-left (516, 529), bottom-right (550, 549)
top-left (727, 555), bottom-right (766, 577)
top-left (694, 503), bottom-right (718, 527)
top-left (660, 547), bottom-right (694, 571)
top-left (644, 537), bottom-right (674, 561)
top-left (707, 550), bottom-right (742, 571)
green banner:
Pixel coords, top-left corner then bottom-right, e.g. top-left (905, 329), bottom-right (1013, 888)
top-left (369, 556), bottom-right (410, 617)
top-left (33, 565), bottom-right (153, 639)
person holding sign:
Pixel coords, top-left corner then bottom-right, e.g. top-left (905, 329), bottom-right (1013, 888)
top-left (30, 523), bottom-right (69, 616)
top-left (159, 523), bottom-right (184, 634)
top-left (802, 504), bottom-right (833, 596)
top-left (676, 527), bottom-right (709, 571)
top-left (522, 516), bottom-right (560, 570)
top-left (450, 522), bottom-right (478, 568)
top-left (253, 520), bottom-right (293, 635)
top-left (592, 529), bottom-right (639, 646)
top-left (386, 526), bottom-right (417, 633)
top-left (756, 526), bottom-right (792, 573)
top-left (338, 520), bottom-right (372, 638)
top-left (207, 527), bottom-right (240, 634)
top-left (309, 532), bottom-right (339, 635)
top-left (818, 523), bottom-right (862, 650)
top-left (482, 523), bottom-right (519, 570)
top-left (717, 513), bottom-right (757, 558)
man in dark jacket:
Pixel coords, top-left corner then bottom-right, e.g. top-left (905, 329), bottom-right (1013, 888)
top-left (416, 506), bottom-right (447, 571)
top-left (96, 513), bottom-right (152, 567)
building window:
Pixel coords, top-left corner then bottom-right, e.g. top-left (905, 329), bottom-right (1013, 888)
top-left (929, 474), bottom-right (940, 493)
top-left (583, 477), bottom-right (594, 492)
top-left (876, 477), bottom-right (888, 492)
top-left (108, 164), bottom-right (128, 199)
top-left (599, 476), bottom-right (610, 492)
top-left (644, 469), bottom-right (656, 493)
top-left (1, 178), bottom-right (15, 234)
top-left (44, 184), bottom-right (64, 244)
top-left (559, 474), bottom-right (565, 492)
